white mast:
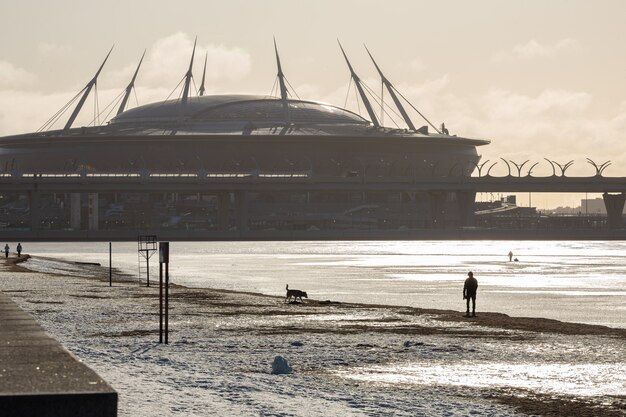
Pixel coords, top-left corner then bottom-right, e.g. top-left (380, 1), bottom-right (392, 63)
top-left (364, 45), bottom-right (441, 134)
top-left (273, 38), bottom-right (291, 124)
top-left (117, 50), bottom-right (145, 116)
top-left (63, 46), bottom-right (113, 131)
top-left (181, 37), bottom-right (197, 106)
top-left (198, 52), bottom-right (207, 97)
top-left (337, 41), bottom-right (380, 128)
top-left (364, 45), bottom-right (415, 131)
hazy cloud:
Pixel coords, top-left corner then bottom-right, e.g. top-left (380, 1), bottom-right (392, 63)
top-left (397, 75), bottom-right (450, 101)
top-left (393, 58), bottom-right (425, 73)
top-left (492, 38), bottom-right (580, 62)
top-left (0, 33), bottom-right (254, 135)
top-left (137, 32), bottom-right (252, 90)
top-left (37, 42), bottom-right (73, 58)
top-left (0, 90), bottom-right (75, 135)
top-left (455, 88), bottom-right (619, 177)
top-left (483, 89), bottom-right (591, 120)
top-left (0, 61), bottom-right (37, 89)
top-left (0, 32), bottom-right (624, 192)
top-left (0, 86), bottom-right (174, 136)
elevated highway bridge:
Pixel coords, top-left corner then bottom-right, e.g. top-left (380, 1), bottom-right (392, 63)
top-left (3, 171), bottom-right (626, 193)
top-left (2, 171), bottom-right (626, 235)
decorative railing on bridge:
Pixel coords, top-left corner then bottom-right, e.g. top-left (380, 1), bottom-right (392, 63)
top-left (2, 158), bottom-right (626, 193)
top-left (0, 157), bottom-right (616, 181)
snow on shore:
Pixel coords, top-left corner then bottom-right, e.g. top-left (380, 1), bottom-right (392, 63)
top-left (2, 256), bottom-right (626, 416)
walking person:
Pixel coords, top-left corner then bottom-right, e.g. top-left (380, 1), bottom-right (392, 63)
top-left (508, 251), bottom-right (513, 262)
top-left (3, 244), bottom-right (8, 258)
top-left (463, 271), bottom-right (478, 317)
top-left (16, 243), bottom-right (22, 258)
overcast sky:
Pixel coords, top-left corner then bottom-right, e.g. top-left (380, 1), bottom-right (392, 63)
top-left (1, 0), bottom-right (625, 208)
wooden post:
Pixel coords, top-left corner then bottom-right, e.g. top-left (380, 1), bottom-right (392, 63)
top-left (165, 262), bottom-right (169, 345)
top-left (109, 242), bottom-right (112, 287)
top-left (158, 241), bottom-right (170, 344)
top-left (159, 262), bottom-right (163, 344)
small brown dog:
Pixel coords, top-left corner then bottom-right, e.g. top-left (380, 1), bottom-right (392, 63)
top-left (285, 284), bottom-right (308, 303)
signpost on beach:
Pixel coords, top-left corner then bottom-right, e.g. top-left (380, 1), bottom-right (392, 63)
top-left (159, 242), bottom-right (170, 344)
top-left (138, 236), bottom-right (157, 287)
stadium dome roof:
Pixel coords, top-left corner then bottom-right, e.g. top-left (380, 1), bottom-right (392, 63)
top-left (110, 94), bottom-right (369, 126)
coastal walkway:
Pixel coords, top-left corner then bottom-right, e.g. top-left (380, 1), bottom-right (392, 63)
top-left (0, 288), bottom-right (117, 416)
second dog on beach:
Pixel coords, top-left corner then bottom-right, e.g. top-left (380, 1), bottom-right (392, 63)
top-left (285, 284), bottom-right (308, 303)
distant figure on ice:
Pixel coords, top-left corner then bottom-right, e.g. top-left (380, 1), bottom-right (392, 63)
top-left (508, 251), bottom-right (513, 262)
top-left (463, 271), bottom-right (478, 317)
top-left (4, 244), bottom-right (8, 258)
top-left (16, 243), bottom-right (22, 258)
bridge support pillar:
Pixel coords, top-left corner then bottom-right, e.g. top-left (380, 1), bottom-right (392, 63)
top-left (456, 190), bottom-right (476, 227)
top-left (235, 191), bottom-right (249, 232)
top-left (70, 193), bottom-right (81, 230)
top-left (88, 193), bottom-right (99, 231)
top-left (28, 191), bottom-right (40, 231)
top-left (602, 192), bottom-right (625, 229)
top-left (428, 191), bottom-right (447, 228)
top-left (218, 192), bottom-right (231, 231)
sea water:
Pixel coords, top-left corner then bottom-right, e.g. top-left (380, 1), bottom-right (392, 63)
top-left (21, 240), bottom-right (626, 328)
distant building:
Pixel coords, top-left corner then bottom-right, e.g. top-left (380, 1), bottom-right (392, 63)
top-left (581, 198), bottom-right (606, 215)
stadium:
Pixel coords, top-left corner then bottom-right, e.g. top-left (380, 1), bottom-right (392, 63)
top-left (0, 42), bottom-right (489, 234)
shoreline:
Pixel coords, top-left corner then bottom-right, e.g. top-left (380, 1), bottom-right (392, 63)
top-left (2, 255), bottom-right (626, 416)
top-left (15, 254), bottom-right (626, 338)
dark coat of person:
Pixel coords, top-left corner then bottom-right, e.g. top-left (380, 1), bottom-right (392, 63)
top-left (463, 275), bottom-right (478, 298)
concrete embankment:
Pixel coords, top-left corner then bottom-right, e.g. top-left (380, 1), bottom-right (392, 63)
top-left (0, 271), bottom-right (117, 417)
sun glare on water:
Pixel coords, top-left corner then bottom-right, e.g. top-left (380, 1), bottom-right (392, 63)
top-left (337, 362), bottom-right (626, 397)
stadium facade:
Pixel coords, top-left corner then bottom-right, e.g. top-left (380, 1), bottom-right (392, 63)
top-left (0, 41), bottom-right (489, 235)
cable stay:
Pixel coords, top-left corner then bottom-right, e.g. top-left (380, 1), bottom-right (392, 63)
top-left (343, 69), bottom-right (405, 130)
top-left (162, 77), bottom-right (185, 103)
top-left (192, 77), bottom-right (200, 97)
top-left (284, 77), bottom-right (301, 101)
top-left (63, 45), bottom-right (114, 132)
top-left (359, 81), bottom-right (402, 129)
top-left (90, 89), bottom-right (126, 127)
top-left (391, 86), bottom-right (441, 134)
top-left (93, 83), bottom-right (100, 126)
top-left (363, 45), bottom-right (441, 134)
top-left (343, 76), bottom-right (353, 109)
top-left (364, 45), bottom-right (416, 131)
top-left (380, 78), bottom-right (385, 126)
top-left (83, 49), bottom-right (145, 127)
top-left (117, 49), bottom-right (146, 116)
top-left (268, 76), bottom-right (278, 99)
top-left (149, 36), bottom-right (196, 134)
top-left (198, 52), bottom-right (208, 97)
top-left (37, 90), bottom-right (83, 132)
top-left (337, 40), bottom-right (380, 128)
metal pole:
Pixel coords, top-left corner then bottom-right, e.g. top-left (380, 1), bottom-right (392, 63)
top-left (109, 242), bottom-right (112, 287)
top-left (165, 262), bottom-right (169, 344)
top-left (146, 254), bottom-right (150, 287)
top-left (159, 262), bottom-right (163, 344)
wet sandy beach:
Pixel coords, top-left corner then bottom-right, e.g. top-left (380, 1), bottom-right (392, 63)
top-left (1, 255), bottom-right (625, 416)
